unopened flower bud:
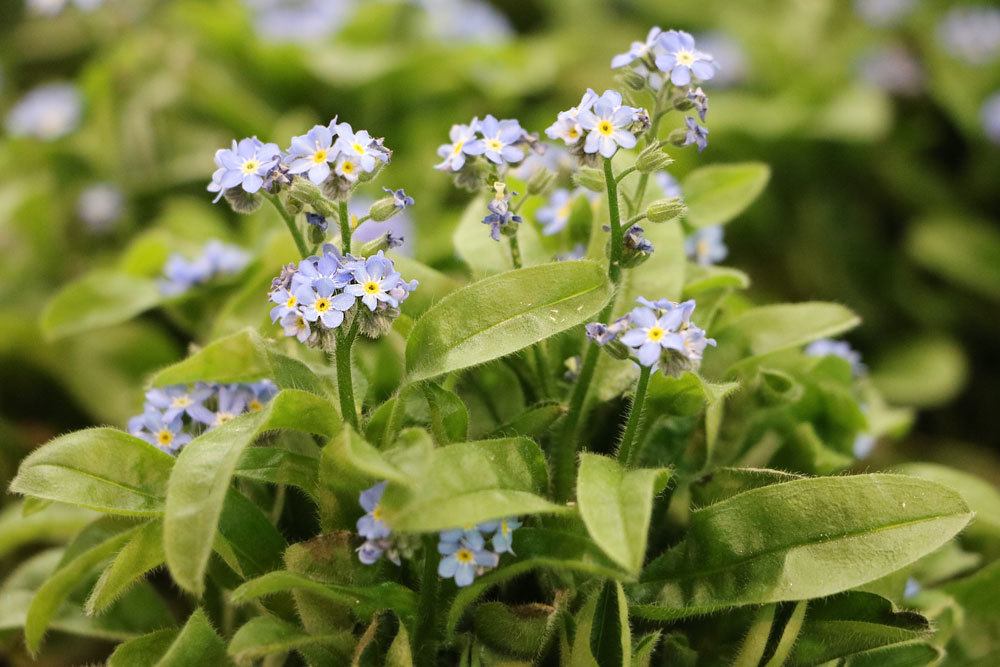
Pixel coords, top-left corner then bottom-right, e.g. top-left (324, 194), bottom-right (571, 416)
top-left (572, 167), bottom-right (606, 192)
top-left (668, 128), bottom-right (690, 147)
top-left (223, 187), bottom-right (262, 214)
top-left (368, 196), bottom-right (400, 222)
top-left (306, 212), bottom-right (328, 244)
top-left (619, 69), bottom-right (648, 91)
top-left (646, 197), bottom-right (687, 223)
top-left (636, 144), bottom-right (674, 173)
top-left (526, 167), bottom-right (556, 195)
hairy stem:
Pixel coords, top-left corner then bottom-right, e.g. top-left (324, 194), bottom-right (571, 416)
top-left (617, 364), bottom-right (651, 468)
top-left (532, 343), bottom-right (554, 399)
top-left (338, 200), bottom-right (352, 255)
top-left (422, 383), bottom-right (450, 445)
top-left (508, 232), bottom-right (522, 269)
top-left (382, 382), bottom-right (409, 448)
top-left (334, 318), bottom-right (360, 428)
top-left (414, 534), bottom-right (441, 667)
top-left (264, 192), bottom-right (309, 259)
top-left (603, 157), bottom-right (624, 284)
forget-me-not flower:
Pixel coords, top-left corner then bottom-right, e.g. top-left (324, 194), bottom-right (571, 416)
top-left (686, 225), bottom-right (728, 265)
top-left (335, 123), bottom-right (387, 174)
top-left (345, 252), bottom-right (403, 310)
top-left (490, 518), bottom-right (521, 555)
top-left (805, 339), bottom-right (866, 377)
top-left (578, 90), bottom-right (642, 158)
top-left (482, 186), bottom-right (522, 241)
top-left (129, 409), bottom-right (191, 453)
top-left (5, 83), bottom-right (82, 141)
top-left (854, 0), bottom-right (916, 27)
top-left (357, 481), bottom-right (392, 540)
top-left (437, 531), bottom-right (500, 587)
top-left (611, 27), bottom-right (663, 69)
top-left (682, 116), bottom-right (709, 152)
top-left (208, 137), bottom-right (281, 202)
top-left (435, 120), bottom-right (484, 172)
top-left (280, 311), bottom-right (312, 343)
top-left (937, 7), bottom-right (1000, 66)
top-left (286, 122), bottom-right (339, 185)
top-left (620, 304), bottom-right (687, 367)
top-left (536, 188), bottom-right (576, 236)
top-left (545, 89), bottom-right (598, 146)
top-left (383, 187), bottom-right (415, 210)
top-left (77, 183), bottom-right (123, 233)
top-left (687, 87), bottom-right (709, 122)
top-left (145, 385), bottom-right (216, 424)
top-left (655, 30), bottom-right (716, 86)
top-left (476, 115), bottom-right (527, 165)
top-left (297, 281), bottom-right (356, 329)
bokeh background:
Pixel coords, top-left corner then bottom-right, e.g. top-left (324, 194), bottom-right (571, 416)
top-left (0, 0), bottom-right (999, 659)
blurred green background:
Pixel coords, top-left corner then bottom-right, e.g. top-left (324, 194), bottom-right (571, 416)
top-left (1, 0), bottom-right (999, 557)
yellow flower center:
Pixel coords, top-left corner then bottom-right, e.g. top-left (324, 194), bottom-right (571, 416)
top-left (696, 239), bottom-right (710, 259)
top-left (647, 326), bottom-right (665, 342)
top-left (156, 429), bottom-right (174, 446)
top-left (485, 139), bottom-right (503, 151)
top-left (216, 412), bottom-right (235, 425)
top-left (248, 399), bottom-right (263, 412)
top-left (340, 160), bottom-right (355, 174)
top-left (314, 297), bottom-right (331, 313)
top-left (598, 120), bottom-right (614, 136)
top-left (676, 50), bottom-right (696, 66)
top-left (452, 141), bottom-right (464, 155)
top-left (171, 395), bottom-right (192, 408)
top-left (352, 142), bottom-right (365, 154)
top-left (567, 127), bottom-right (580, 140)
top-left (456, 548), bottom-right (475, 564)
top-left (241, 159), bottom-right (260, 175)
top-left (557, 201), bottom-right (573, 220)
top-left (372, 506), bottom-right (384, 521)
top-left (363, 281), bottom-right (380, 295)
top-left (312, 149), bottom-right (328, 163)
top-left (285, 295), bottom-right (297, 308)
top-left (501, 520), bottom-right (510, 536)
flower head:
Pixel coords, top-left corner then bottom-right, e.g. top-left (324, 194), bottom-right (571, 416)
top-left (437, 529), bottom-right (499, 587)
top-left (655, 30), bottom-right (716, 86)
top-left (383, 187), bottom-right (414, 209)
top-left (685, 225), bottom-right (728, 265)
top-left (611, 27), bottom-right (663, 69)
top-left (482, 184), bottom-right (522, 241)
top-left (545, 89), bottom-right (599, 146)
top-left (144, 385), bottom-right (216, 424)
top-left (937, 7), bottom-right (1000, 66)
top-left (578, 90), bottom-right (644, 158)
top-left (286, 121), bottom-right (339, 185)
top-left (435, 121), bottom-right (483, 172)
top-left (129, 409), bottom-right (191, 453)
top-left (208, 137), bottom-right (281, 202)
top-left (345, 252), bottom-right (404, 310)
top-left (335, 122), bottom-right (388, 174)
top-left (476, 115), bottom-right (527, 165)
top-left (159, 241), bottom-right (250, 296)
top-left (357, 482), bottom-right (392, 540)
top-left (536, 188), bottom-right (577, 236)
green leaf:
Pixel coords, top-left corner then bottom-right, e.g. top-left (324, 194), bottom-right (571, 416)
top-left (589, 580), bottom-right (630, 667)
top-left (107, 628), bottom-right (180, 667)
top-left (423, 382), bottom-right (469, 443)
top-left (321, 424), bottom-right (428, 490)
top-left (485, 401), bottom-right (566, 439)
top-left (682, 163), bottom-right (771, 228)
top-left (379, 437), bottom-right (568, 531)
top-left (764, 601), bottom-right (807, 667)
top-left (733, 604), bottom-right (776, 667)
top-left (87, 519), bottom-right (165, 615)
top-left (577, 454), bottom-right (669, 574)
top-left (156, 608), bottom-right (232, 667)
top-left (906, 216), bottom-right (1000, 301)
top-left (387, 621), bottom-right (415, 666)
top-left (633, 474), bottom-right (971, 619)
top-left (718, 302), bottom-right (861, 365)
top-left (690, 467), bottom-right (804, 507)
top-left (230, 570), bottom-right (417, 625)
top-left (633, 631), bottom-right (662, 667)
top-left (228, 615), bottom-right (353, 663)
top-left (151, 328), bottom-right (328, 396)
top-left (234, 446), bottom-right (319, 496)
top-left (164, 389), bottom-right (338, 595)
top-left (789, 592), bottom-right (932, 666)
top-left (445, 526), bottom-right (628, 639)
top-left (391, 254), bottom-right (464, 315)
top-left (472, 602), bottom-right (554, 659)
top-left (25, 520), bottom-right (140, 654)
top-left (215, 488), bottom-right (287, 579)
top-left (683, 264), bottom-right (751, 295)
top-left (10, 428), bottom-right (175, 516)
top-left (405, 260), bottom-right (612, 382)
top-left (870, 336), bottom-right (968, 408)
top-left (893, 463), bottom-right (1000, 545)
top-left (452, 195), bottom-right (548, 276)
top-left (0, 502), bottom-right (96, 559)
top-left (841, 641), bottom-right (941, 666)
top-left (940, 560), bottom-right (1000, 663)
top-left (41, 271), bottom-right (163, 341)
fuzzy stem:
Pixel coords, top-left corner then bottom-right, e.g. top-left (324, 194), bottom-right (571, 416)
top-left (382, 383), bottom-right (409, 448)
top-left (422, 383), bottom-right (450, 445)
top-left (603, 158), bottom-right (624, 284)
top-left (508, 233), bottom-right (523, 269)
top-left (338, 200), bottom-right (352, 254)
top-left (413, 534), bottom-right (441, 667)
top-left (264, 192), bottom-right (309, 259)
top-left (532, 343), bottom-right (554, 399)
top-left (334, 318), bottom-right (360, 428)
top-left (617, 365), bottom-right (652, 468)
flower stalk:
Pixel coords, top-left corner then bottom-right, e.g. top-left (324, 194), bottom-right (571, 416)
top-left (264, 192), bottom-right (310, 259)
top-left (617, 364), bottom-right (651, 467)
top-left (334, 317), bottom-right (360, 428)
top-left (338, 200), bottom-right (352, 254)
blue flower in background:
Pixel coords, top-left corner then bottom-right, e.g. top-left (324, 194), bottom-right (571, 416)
top-left (351, 196), bottom-right (416, 256)
top-left (655, 30), bottom-right (716, 86)
top-left (679, 323), bottom-right (717, 362)
top-left (685, 225), bottom-right (728, 265)
top-left (805, 339), bottom-right (867, 377)
top-left (199, 385), bottom-right (249, 427)
top-left (286, 122), bottom-right (339, 185)
top-left (5, 83), bottom-right (82, 141)
top-left (145, 385), bottom-right (216, 424)
top-left (435, 120), bottom-right (483, 172)
top-left (982, 92), bottom-right (1000, 145)
top-left (77, 183), bottom-right (123, 233)
top-left (419, 0), bottom-right (513, 45)
top-left (208, 137), bottom-right (281, 202)
top-left (853, 433), bottom-right (877, 459)
top-left (937, 6), bottom-right (1000, 66)
top-left (682, 116), bottom-right (709, 152)
top-left (476, 115), bottom-right (527, 165)
top-left (159, 241), bottom-right (250, 296)
top-left (28, 0), bottom-right (103, 15)
top-left (357, 482), bottom-right (391, 540)
top-left (384, 187), bottom-right (415, 210)
top-left (695, 32), bottom-right (747, 89)
top-left (245, 0), bottom-right (354, 43)
top-left (585, 317), bottom-right (629, 346)
top-left (128, 409), bottom-right (191, 454)
top-left (858, 46), bottom-right (924, 97)
top-left (536, 188), bottom-right (576, 236)
top-left (578, 90), bottom-right (641, 158)
top-left (854, 0), bottom-right (915, 28)
top-left (654, 172), bottom-right (683, 198)
top-left (611, 26), bottom-right (663, 69)
top-left (490, 518), bottom-right (521, 555)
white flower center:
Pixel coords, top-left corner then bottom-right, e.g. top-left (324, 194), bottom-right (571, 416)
top-left (241, 159), bottom-right (260, 175)
top-left (676, 50), bottom-right (696, 66)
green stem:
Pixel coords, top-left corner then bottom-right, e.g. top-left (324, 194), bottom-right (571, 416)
top-left (265, 192), bottom-right (309, 259)
top-left (615, 165), bottom-right (638, 183)
top-left (617, 365), bottom-right (652, 468)
top-left (422, 384), bottom-right (450, 445)
top-left (382, 383), bottom-right (410, 448)
top-left (733, 604), bottom-right (777, 667)
top-left (628, 99), bottom-right (667, 217)
top-left (532, 343), bottom-right (553, 399)
top-left (413, 535), bottom-right (441, 667)
top-left (508, 233), bottom-right (523, 269)
top-left (603, 158), bottom-right (624, 284)
top-left (338, 200), bottom-right (352, 254)
top-left (334, 318), bottom-right (360, 428)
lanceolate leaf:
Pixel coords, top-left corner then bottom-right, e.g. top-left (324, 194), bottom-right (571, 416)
top-left (633, 474), bottom-right (971, 619)
top-left (228, 615), bottom-right (354, 663)
top-left (0, 502), bottom-right (96, 559)
top-left (155, 608), bottom-right (232, 667)
top-left (41, 271), bottom-right (162, 341)
top-left (717, 302), bottom-right (861, 365)
top-left (87, 519), bottom-right (165, 615)
top-left (682, 162), bottom-right (771, 228)
top-left (404, 261), bottom-right (612, 382)
top-left (589, 580), bottom-right (630, 667)
top-left (10, 428), bottom-right (175, 517)
top-left (107, 628), bottom-right (180, 667)
top-left (378, 437), bottom-right (568, 531)
top-left (164, 389), bottom-right (338, 595)
top-left (893, 462), bottom-right (1000, 543)
top-left (577, 454), bottom-right (669, 574)
top-left (234, 447), bottom-right (319, 497)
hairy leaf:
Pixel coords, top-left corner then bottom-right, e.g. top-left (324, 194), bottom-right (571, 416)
top-left (589, 580), bottom-right (630, 667)
top-left (405, 260), bottom-right (612, 381)
top-left (155, 608), bottom-right (232, 666)
top-left (87, 519), bottom-right (165, 615)
top-left (718, 302), bottom-right (861, 364)
top-left (682, 162), bottom-right (771, 228)
top-left (228, 614), bottom-right (353, 663)
top-left (0, 502), bottom-right (96, 559)
top-left (107, 628), bottom-right (180, 667)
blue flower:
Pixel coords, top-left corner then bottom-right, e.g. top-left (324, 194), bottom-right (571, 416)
top-left (858, 46), bottom-right (924, 97)
top-left (490, 518), bottom-right (521, 555)
top-left (384, 187), bottom-right (415, 209)
top-left (296, 281), bottom-right (356, 329)
top-left (695, 33), bottom-right (747, 89)
top-left (435, 120), bottom-right (484, 172)
top-left (982, 92), bottom-right (1000, 145)
top-left (345, 251), bottom-right (405, 310)
top-left (334, 122), bottom-right (388, 174)
top-left (853, 433), bottom-right (877, 459)
top-left (279, 311), bottom-right (312, 343)
top-left (687, 87), bottom-right (709, 122)
top-left (578, 90), bottom-right (642, 158)
top-left (145, 385), bottom-right (216, 424)
top-left (482, 186), bottom-right (522, 241)
top-left (286, 122), bottom-right (339, 185)
top-left (937, 6), bottom-right (1000, 66)
top-left (545, 89), bottom-right (599, 147)
top-left (536, 188), bottom-right (575, 236)
top-left (437, 533), bottom-right (499, 587)
top-left (805, 339), bottom-right (866, 377)
top-left (611, 27), bottom-right (663, 69)
top-left (197, 385), bottom-right (250, 428)
top-left (357, 482), bottom-right (391, 540)
top-left (77, 183), bottom-right (123, 233)
top-left (476, 115), bottom-right (527, 165)
top-left (128, 409), bottom-right (191, 453)
top-left (28, 0), bottom-right (104, 16)
top-left (556, 243), bottom-right (587, 262)
top-left (685, 226), bottom-right (728, 265)
top-left (159, 241), bottom-right (250, 296)
top-left (682, 116), bottom-right (709, 153)
top-left (208, 137), bottom-right (281, 202)
top-left (624, 223), bottom-right (654, 255)
top-left (585, 316), bottom-right (630, 346)
top-left (854, 0), bottom-right (916, 28)
top-left (655, 30), bottom-right (716, 86)
top-left (305, 212), bottom-right (329, 232)
top-left (620, 306), bottom-right (687, 367)
top-left (269, 286), bottom-right (300, 323)
top-left (421, 0), bottom-right (513, 45)
top-left (679, 323), bottom-right (717, 362)
top-left (654, 172), bottom-right (683, 198)
top-left (5, 82), bottom-right (82, 141)
top-left (247, 0), bottom-right (352, 43)
top-left (245, 380), bottom-right (278, 412)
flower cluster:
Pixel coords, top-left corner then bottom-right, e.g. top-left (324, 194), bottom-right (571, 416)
top-left (546, 89), bottom-right (649, 162)
top-left (481, 183), bottom-right (522, 241)
top-left (207, 119), bottom-right (390, 211)
top-left (5, 83), bottom-right (82, 141)
top-left (127, 381), bottom-right (277, 454)
top-left (437, 518), bottom-right (521, 587)
top-left (434, 115), bottom-right (537, 189)
top-left (587, 297), bottom-right (716, 373)
top-left (685, 225), bottom-right (728, 265)
top-left (805, 339), bottom-right (867, 377)
top-left (356, 482), bottom-right (406, 565)
top-left (268, 246), bottom-right (417, 344)
top-left (159, 240), bottom-right (251, 296)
